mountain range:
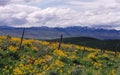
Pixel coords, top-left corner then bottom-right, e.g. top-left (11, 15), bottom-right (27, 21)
top-left (0, 26), bottom-right (120, 40)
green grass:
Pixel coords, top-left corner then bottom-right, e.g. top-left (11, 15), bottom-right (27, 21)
top-left (0, 36), bottom-right (120, 75)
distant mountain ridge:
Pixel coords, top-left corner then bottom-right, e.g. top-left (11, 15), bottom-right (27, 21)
top-left (0, 26), bottom-right (120, 40)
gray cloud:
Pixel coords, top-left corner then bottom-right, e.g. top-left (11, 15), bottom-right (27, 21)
top-left (0, 0), bottom-right (10, 5)
top-left (0, 0), bottom-right (42, 5)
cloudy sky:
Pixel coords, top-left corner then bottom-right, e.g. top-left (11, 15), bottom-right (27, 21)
top-left (0, 0), bottom-right (120, 30)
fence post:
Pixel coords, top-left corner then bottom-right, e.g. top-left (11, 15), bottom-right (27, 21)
top-left (81, 43), bottom-right (86, 58)
top-left (58, 34), bottom-right (63, 50)
top-left (6, 34), bottom-right (11, 47)
top-left (18, 28), bottom-right (25, 50)
top-left (115, 44), bottom-right (119, 57)
top-left (101, 43), bottom-right (105, 54)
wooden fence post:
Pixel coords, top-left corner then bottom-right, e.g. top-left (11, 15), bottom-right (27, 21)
top-left (6, 34), bottom-right (11, 47)
top-left (101, 43), bottom-right (105, 54)
top-left (115, 44), bottom-right (119, 57)
top-left (18, 28), bottom-right (25, 50)
top-left (81, 43), bottom-right (86, 58)
top-left (58, 34), bottom-right (63, 50)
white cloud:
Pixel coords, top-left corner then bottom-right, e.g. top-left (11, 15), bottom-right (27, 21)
top-left (0, 0), bottom-right (119, 30)
top-left (0, 4), bottom-right (41, 25)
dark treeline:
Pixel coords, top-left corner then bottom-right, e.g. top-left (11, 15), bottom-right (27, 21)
top-left (47, 37), bottom-right (120, 52)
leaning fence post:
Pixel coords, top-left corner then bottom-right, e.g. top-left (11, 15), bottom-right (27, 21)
top-left (18, 28), bottom-right (25, 50)
top-left (58, 34), bottom-right (63, 50)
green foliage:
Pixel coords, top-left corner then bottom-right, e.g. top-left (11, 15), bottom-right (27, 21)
top-left (0, 36), bottom-right (120, 75)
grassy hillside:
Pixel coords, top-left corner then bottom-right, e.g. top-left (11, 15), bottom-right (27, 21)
top-left (0, 36), bottom-right (120, 75)
top-left (47, 37), bottom-right (120, 52)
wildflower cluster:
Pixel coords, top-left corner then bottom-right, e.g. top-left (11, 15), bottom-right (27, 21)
top-left (0, 36), bottom-right (119, 75)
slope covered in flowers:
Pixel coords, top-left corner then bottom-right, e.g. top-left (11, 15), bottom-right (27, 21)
top-left (0, 36), bottom-right (120, 75)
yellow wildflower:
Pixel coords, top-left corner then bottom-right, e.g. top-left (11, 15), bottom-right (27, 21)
top-left (87, 53), bottom-right (96, 59)
top-left (8, 46), bottom-right (18, 52)
top-left (54, 60), bottom-right (64, 67)
top-left (69, 55), bottom-right (77, 59)
top-left (13, 68), bottom-right (23, 75)
top-left (93, 62), bottom-right (102, 69)
top-left (34, 58), bottom-right (46, 65)
top-left (53, 49), bottom-right (67, 57)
